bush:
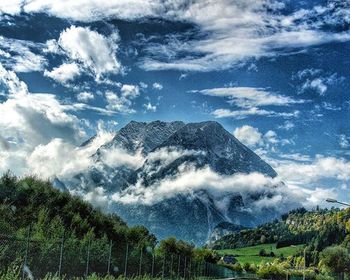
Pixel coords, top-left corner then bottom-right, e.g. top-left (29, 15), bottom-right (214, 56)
top-left (259, 249), bottom-right (267, 256)
top-left (243, 262), bottom-right (250, 271)
top-left (257, 263), bottom-right (285, 280)
top-left (232, 263), bottom-right (243, 272)
top-left (319, 246), bottom-right (350, 273)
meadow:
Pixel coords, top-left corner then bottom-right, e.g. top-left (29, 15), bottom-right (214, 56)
top-left (216, 243), bottom-right (304, 264)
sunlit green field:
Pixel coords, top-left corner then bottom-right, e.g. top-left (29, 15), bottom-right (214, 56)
top-left (216, 243), bottom-right (304, 264)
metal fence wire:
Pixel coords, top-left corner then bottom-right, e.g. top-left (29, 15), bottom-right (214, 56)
top-left (0, 231), bottom-right (233, 279)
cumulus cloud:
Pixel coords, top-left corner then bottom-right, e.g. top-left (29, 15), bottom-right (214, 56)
top-left (77, 91), bottom-right (94, 103)
top-left (152, 82), bottom-right (163, 90)
top-left (105, 84), bottom-right (140, 114)
top-left (52, 26), bottom-right (122, 80)
top-left (143, 102), bottom-right (157, 112)
top-left (98, 146), bottom-right (144, 169)
top-left (83, 187), bottom-right (110, 209)
top-left (0, 64), bottom-right (28, 96)
top-left (44, 63), bottom-right (80, 83)
top-left (0, 63), bottom-right (116, 176)
top-left (275, 156), bottom-right (350, 184)
top-left (233, 125), bottom-right (262, 147)
top-left (21, 0), bottom-right (160, 21)
top-left (28, 132), bottom-right (113, 178)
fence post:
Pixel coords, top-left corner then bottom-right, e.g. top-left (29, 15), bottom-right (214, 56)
top-left (85, 238), bottom-right (91, 278)
top-left (58, 233), bottom-right (65, 279)
top-left (177, 255), bottom-right (181, 279)
top-left (170, 254), bottom-right (174, 277)
top-left (139, 247), bottom-right (143, 276)
top-left (151, 252), bottom-right (155, 278)
top-left (162, 253), bottom-right (165, 280)
top-left (22, 226), bottom-right (31, 280)
top-left (188, 258), bottom-right (191, 279)
top-left (107, 240), bottom-right (113, 275)
top-left (124, 243), bottom-right (129, 277)
top-left (183, 257), bottom-right (187, 279)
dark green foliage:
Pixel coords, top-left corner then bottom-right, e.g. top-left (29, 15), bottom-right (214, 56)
top-left (212, 207), bottom-right (350, 256)
top-left (0, 173), bottom-right (157, 277)
top-left (319, 246), bottom-right (350, 273)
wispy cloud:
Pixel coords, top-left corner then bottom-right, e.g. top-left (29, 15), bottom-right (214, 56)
top-left (0, 36), bottom-right (47, 72)
top-left (191, 86), bottom-right (303, 119)
top-left (192, 87), bottom-right (305, 107)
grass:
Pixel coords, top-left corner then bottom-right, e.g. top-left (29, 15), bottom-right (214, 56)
top-left (216, 243), bottom-right (304, 265)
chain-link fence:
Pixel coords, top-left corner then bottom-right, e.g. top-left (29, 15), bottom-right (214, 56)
top-left (0, 231), bottom-right (234, 279)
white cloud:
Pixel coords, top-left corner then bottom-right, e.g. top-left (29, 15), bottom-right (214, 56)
top-left (278, 121), bottom-right (295, 130)
top-left (0, 0), bottom-right (22, 15)
top-left (22, 0), bottom-right (160, 21)
top-left (0, 64), bottom-right (28, 96)
top-left (212, 108), bottom-right (299, 119)
top-left (83, 187), bottom-right (110, 209)
top-left (44, 63), bottom-right (80, 83)
top-left (27, 132), bottom-right (113, 178)
top-left (111, 163), bottom-right (332, 210)
top-left (193, 87), bottom-right (305, 108)
top-left (143, 102), bottom-right (157, 112)
top-left (98, 146), bottom-right (144, 169)
top-left (0, 36), bottom-right (47, 72)
top-left (233, 125), bottom-right (262, 147)
top-left (105, 84), bottom-right (140, 114)
top-left (77, 91), bottom-right (94, 103)
top-left (192, 87), bottom-right (303, 119)
top-left (152, 82), bottom-right (163, 90)
top-left (0, 63), bottom-right (116, 176)
top-left (296, 69), bottom-right (343, 96)
top-left (301, 78), bottom-right (328, 95)
top-left (56, 26), bottom-right (122, 79)
top-left (339, 134), bottom-right (349, 149)
top-left (140, 1), bottom-right (350, 71)
top-left (2, 1), bottom-right (349, 72)
top-left (112, 166), bottom-right (280, 205)
top-left (275, 156), bottom-right (350, 184)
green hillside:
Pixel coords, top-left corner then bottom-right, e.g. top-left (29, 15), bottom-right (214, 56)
top-left (0, 172), bottom-right (217, 279)
top-left (212, 207), bottom-right (350, 253)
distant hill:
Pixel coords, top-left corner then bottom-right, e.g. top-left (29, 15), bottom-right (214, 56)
top-left (210, 207), bottom-right (350, 252)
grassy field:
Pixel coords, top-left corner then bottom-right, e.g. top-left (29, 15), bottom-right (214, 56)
top-left (216, 243), bottom-right (304, 265)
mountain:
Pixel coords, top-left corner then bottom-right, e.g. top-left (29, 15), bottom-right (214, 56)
top-left (59, 120), bottom-right (281, 245)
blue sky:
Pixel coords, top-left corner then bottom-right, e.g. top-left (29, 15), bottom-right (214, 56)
top-left (0, 0), bottom-right (349, 207)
